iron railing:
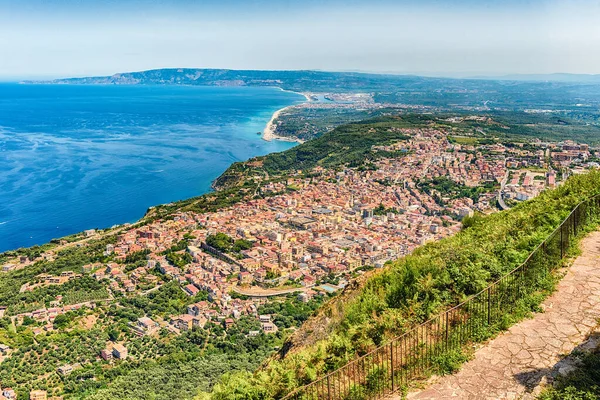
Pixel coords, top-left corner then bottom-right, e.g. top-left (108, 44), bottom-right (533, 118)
top-left (282, 194), bottom-right (600, 400)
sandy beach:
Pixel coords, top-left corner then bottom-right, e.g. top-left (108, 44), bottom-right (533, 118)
top-left (262, 90), bottom-right (310, 143)
top-left (262, 106), bottom-right (296, 142)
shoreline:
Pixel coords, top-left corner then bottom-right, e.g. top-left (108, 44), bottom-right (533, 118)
top-left (261, 105), bottom-right (302, 143)
top-left (262, 89), bottom-right (311, 144)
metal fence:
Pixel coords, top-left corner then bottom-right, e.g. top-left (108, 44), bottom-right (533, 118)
top-left (282, 194), bottom-right (600, 400)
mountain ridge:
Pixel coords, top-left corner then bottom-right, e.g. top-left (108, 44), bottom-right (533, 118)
top-left (27, 68), bottom-right (600, 87)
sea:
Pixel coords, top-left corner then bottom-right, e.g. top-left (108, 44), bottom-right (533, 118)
top-left (0, 83), bottom-right (303, 252)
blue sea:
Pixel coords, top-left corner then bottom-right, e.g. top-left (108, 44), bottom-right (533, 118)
top-left (0, 84), bottom-right (302, 252)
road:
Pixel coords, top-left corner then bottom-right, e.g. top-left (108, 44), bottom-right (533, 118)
top-left (232, 285), bottom-right (307, 298)
top-left (497, 171), bottom-right (510, 210)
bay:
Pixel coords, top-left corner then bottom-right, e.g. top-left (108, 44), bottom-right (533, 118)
top-left (0, 84), bottom-right (301, 252)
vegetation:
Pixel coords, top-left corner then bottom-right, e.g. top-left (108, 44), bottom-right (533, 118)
top-left (214, 116), bottom-right (419, 190)
top-left (85, 354), bottom-right (262, 400)
top-left (261, 117), bottom-right (411, 173)
top-left (206, 233), bottom-right (253, 254)
top-left (539, 345), bottom-right (600, 400)
top-left (418, 176), bottom-right (497, 204)
top-left (117, 281), bottom-right (207, 319)
top-left (0, 236), bottom-right (116, 316)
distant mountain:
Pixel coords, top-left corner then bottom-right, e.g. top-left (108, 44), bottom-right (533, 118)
top-left (31, 69), bottom-right (600, 89)
top-left (28, 68), bottom-right (436, 92)
top-left (26, 68), bottom-right (600, 113)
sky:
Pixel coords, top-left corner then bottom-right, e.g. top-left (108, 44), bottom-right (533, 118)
top-left (1, 0), bottom-right (600, 79)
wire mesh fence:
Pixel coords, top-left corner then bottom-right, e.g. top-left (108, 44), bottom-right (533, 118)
top-left (282, 194), bottom-right (600, 400)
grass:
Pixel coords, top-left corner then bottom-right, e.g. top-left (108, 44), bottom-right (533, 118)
top-left (538, 346), bottom-right (600, 400)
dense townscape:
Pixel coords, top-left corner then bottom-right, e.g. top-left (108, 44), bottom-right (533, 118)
top-left (0, 120), bottom-right (596, 399)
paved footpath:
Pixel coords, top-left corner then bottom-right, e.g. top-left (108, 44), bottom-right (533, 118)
top-left (403, 230), bottom-right (600, 400)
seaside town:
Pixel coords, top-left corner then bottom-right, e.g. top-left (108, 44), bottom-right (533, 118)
top-left (0, 125), bottom-right (596, 399)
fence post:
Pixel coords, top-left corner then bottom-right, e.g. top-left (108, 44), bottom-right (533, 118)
top-left (390, 342), bottom-right (395, 392)
top-left (445, 311), bottom-right (449, 350)
top-left (487, 286), bottom-right (491, 325)
top-left (560, 225), bottom-right (564, 258)
top-left (327, 375), bottom-right (331, 400)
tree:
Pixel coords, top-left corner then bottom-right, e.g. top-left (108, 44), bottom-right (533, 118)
top-left (206, 233), bottom-right (234, 253)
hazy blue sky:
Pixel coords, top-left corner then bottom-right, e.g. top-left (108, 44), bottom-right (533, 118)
top-left (1, 0), bottom-right (599, 79)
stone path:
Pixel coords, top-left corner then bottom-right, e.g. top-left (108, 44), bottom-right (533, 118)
top-left (403, 230), bottom-right (600, 400)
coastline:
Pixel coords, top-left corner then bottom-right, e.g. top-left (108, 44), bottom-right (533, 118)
top-left (262, 89), bottom-right (310, 144)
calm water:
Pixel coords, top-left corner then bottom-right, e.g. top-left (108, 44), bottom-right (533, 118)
top-left (0, 84), bottom-right (301, 252)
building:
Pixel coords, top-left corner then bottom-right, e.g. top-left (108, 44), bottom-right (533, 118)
top-left (187, 301), bottom-right (209, 317)
top-left (0, 343), bottom-right (11, 355)
top-left (100, 348), bottom-right (113, 361)
top-left (258, 315), bottom-right (272, 323)
top-left (2, 388), bottom-right (16, 400)
top-left (223, 318), bottom-right (235, 329)
top-left (30, 390), bottom-right (47, 400)
top-left (112, 343), bottom-right (128, 360)
top-left (261, 322), bottom-right (279, 334)
top-left (135, 317), bottom-right (159, 336)
top-left (57, 364), bottom-right (73, 376)
top-left (546, 168), bottom-right (556, 188)
top-left (183, 284), bottom-right (200, 296)
top-left (171, 314), bottom-right (194, 331)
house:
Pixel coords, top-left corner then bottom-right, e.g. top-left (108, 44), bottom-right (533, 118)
top-left (135, 317), bottom-right (159, 336)
top-left (171, 314), bottom-right (194, 331)
top-left (2, 388), bottom-right (16, 400)
top-left (112, 343), bottom-right (128, 360)
top-left (81, 264), bottom-right (94, 273)
top-left (2, 264), bottom-right (16, 272)
top-left (0, 344), bottom-right (11, 355)
top-left (261, 322), bottom-right (278, 334)
top-left (258, 315), bottom-right (271, 323)
top-left (100, 348), bottom-right (113, 361)
top-left (223, 318), bottom-right (235, 329)
top-left (297, 292), bottom-right (309, 303)
top-left (30, 390), bottom-right (47, 400)
top-left (239, 258), bottom-right (260, 272)
top-left (57, 364), bottom-right (74, 376)
top-left (183, 284), bottom-right (199, 296)
top-left (92, 271), bottom-right (106, 281)
top-left (31, 309), bottom-right (48, 321)
top-left (238, 271), bottom-right (253, 284)
top-left (192, 316), bottom-right (208, 329)
top-left (302, 275), bottom-right (316, 286)
top-left (187, 301), bottom-right (209, 317)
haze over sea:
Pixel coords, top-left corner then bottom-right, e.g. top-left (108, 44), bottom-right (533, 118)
top-left (0, 84), bottom-right (302, 252)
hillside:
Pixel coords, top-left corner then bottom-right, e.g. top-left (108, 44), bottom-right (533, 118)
top-left (205, 171), bottom-right (600, 399)
top-left (214, 112), bottom-right (599, 192)
top-left (37, 68), bottom-right (427, 92)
